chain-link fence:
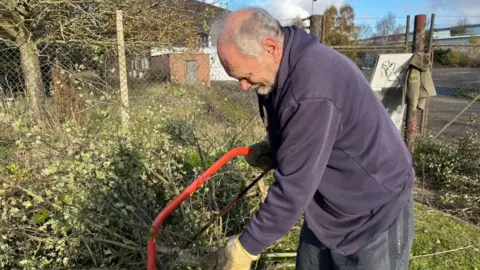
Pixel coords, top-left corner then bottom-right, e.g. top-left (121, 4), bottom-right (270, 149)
top-left (423, 44), bottom-right (480, 141)
top-left (412, 43), bottom-right (480, 226)
top-left (322, 15), bottom-right (480, 226)
top-left (0, 5), bottom-right (269, 269)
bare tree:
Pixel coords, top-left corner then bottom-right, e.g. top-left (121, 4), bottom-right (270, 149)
top-left (374, 12), bottom-right (406, 44)
top-left (0, 0), bottom-right (217, 119)
top-left (355, 24), bottom-right (373, 41)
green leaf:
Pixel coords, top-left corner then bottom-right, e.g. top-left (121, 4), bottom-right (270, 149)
top-left (123, 239), bottom-right (134, 246)
top-left (96, 170), bottom-right (106, 180)
top-left (22, 201), bottom-right (32, 208)
top-left (42, 164), bottom-right (58, 176)
top-left (60, 194), bottom-right (73, 204)
top-left (31, 209), bottom-right (49, 224)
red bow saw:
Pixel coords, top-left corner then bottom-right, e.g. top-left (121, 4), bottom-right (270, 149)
top-left (147, 147), bottom-right (268, 270)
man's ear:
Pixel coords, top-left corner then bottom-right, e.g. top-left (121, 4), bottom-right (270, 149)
top-left (262, 37), bottom-right (282, 63)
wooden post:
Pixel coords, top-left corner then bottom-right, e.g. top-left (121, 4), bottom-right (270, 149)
top-left (310, 15), bottom-right (324, 43)
top-left (406, 14), bottom-right (426, 153)
top-left (116, 10), bottom-right (129, 130)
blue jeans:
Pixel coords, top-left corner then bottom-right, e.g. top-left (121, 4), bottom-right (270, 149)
top-left (295, 196), bottom-right (415, 270)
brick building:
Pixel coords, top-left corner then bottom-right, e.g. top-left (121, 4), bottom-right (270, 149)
top-left (150, 53), bottom-right (210, 85)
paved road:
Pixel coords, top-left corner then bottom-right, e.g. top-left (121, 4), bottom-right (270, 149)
top-left (432, 67), bottom-right (480, 90)
top-left (423, 95), bottom-right (480, 140)
top-left (424, 68), bottom-right (480, 140)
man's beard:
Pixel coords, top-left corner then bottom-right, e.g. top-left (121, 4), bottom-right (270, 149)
top-left (251, 83), bottom-right (274, 96)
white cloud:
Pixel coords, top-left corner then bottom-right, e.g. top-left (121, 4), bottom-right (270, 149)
top-left (245, 0), bottom-right (345, 25)
top-left (426, 0), bottom-right (480, 24)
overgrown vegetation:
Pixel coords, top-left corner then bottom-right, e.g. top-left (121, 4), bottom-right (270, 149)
top-left (433, 47), bottom-right (480, 68)
top-left (414, 123), bottom-right (480, 225)
top-left (1, 82), bottom-right (479, 269)
top-left (0, 82), bottom-right (266, 269)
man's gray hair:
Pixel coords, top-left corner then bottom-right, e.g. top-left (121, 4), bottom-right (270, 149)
top-left (221, 7), bottom-right (284, 58)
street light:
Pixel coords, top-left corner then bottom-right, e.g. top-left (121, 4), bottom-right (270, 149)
top-left (312, 0), bottom-right (317, 15)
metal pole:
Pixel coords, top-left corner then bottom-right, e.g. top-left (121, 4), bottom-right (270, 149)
top-left (406, 14), bottom-right (426, 153)
top-left (428, 14), bottom-right (435, 56)
top-left (405, 15), bottom-right (410, 53)
top-left (310, 15), bottom-right (324, 42)
top-left (420, 13), bottom-right (435, 137)
top-left (321, 15), bottom-right (326, 44)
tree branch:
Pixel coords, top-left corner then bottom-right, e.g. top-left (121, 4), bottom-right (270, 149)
top-left (15, 4), bottom-right (30, 17)
top-left (0, 21), bottom-right (18, 38)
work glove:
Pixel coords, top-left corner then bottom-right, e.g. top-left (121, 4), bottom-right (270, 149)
top-left (199, 235), bottom-right (260, 270)
top-left (245, 136), bottom-right (273, 171)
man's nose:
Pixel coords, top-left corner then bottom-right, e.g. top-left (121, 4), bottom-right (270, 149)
top-left (240, 80), bottom-right (251, 91)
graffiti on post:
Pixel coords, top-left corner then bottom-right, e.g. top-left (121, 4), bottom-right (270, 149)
top-left (371, 53), bottom-right (413, 90)
top-left (380, 60), bottom-right (406, 82)
top-left (370, 53), bottom-right (413, 133)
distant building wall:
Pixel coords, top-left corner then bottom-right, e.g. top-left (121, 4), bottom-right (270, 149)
top-left (168, 54), bottom-right (210, 85)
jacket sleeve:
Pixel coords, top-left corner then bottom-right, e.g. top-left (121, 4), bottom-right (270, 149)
top-left (238, 98), bottom-right (342, 255)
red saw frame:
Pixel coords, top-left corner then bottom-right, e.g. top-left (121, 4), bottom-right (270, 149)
top-left (147, 147), bottom-right (251, 270)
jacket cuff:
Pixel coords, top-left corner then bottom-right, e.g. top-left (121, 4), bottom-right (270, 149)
top-left (238, 230), bottom-right (266, 256)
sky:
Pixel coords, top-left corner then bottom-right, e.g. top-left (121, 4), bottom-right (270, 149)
top-left (209, 0), bottom-right (480, 34)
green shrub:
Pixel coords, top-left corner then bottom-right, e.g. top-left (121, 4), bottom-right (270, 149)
top-left (414, 130), bottom-right (480, 224)
top-left (0, 84), bottom-right (266, 269)
top-left (434, 47), bottom-right (480, 67)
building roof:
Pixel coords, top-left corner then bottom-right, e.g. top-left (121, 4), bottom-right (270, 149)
top-left (433, 23), bottom-right (480, 32)
top-left (358, 23), bottom-right (480, 43)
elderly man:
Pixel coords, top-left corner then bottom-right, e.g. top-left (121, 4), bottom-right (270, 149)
top-left (202, 7), bottom-right (415, 270)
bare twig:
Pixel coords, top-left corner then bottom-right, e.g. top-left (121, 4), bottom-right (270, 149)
top-left (411, 245), bottom-right (475, 258)
top-left (263, 252), bottom-right (297, 258)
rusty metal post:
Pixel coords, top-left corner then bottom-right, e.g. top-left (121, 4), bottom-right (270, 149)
top-left (420, 13), bottom-right (436, 137)
top-left (310, 15), bottom-right (324, 43)
top-left (405, 15), bottom-right (410, 52)
top-left (427, 14), bottom-right (435, 57)
top-left (406, 14), bottom-right (426, 153)
top-left (321, 15), bottom-right (326, 44)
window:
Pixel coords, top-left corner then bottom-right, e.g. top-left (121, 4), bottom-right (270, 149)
top-left (198, 33), bottom-right (209, 48)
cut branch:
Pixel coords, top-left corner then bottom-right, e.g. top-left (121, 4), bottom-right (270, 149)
top-left (0, 22), bottom-right (18, 38)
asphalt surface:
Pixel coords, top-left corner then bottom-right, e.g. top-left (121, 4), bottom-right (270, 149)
top-left (421, 95), bottom-right (479, 140)
top-left (432, 67), bottom-right (480, 90)
top-left (423, 68), bottom-right (480, 140)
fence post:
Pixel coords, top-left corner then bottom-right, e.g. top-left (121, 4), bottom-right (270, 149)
top-left (116, 10), bottom-right (130, 130)
top-left (310, 15), bottom-right (324, 43)
top-left (404, 15), bottom-right (410, 53)
top-left (406, 14), bottom-right (426, 153)
top-left (420, 13), bottom-right (436, 137)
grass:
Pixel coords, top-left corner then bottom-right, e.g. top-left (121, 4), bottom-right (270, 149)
top-left (257, 203), bottom-right (480, 269)
top-left (410, 203), bottom-right (480, 270)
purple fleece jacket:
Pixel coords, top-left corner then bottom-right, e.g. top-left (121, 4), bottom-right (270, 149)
top-left (238, 25), bottom-right (415, 256)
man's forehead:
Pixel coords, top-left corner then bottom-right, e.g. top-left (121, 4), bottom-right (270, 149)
top-left (218, 43), bottom-right (235, 72)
